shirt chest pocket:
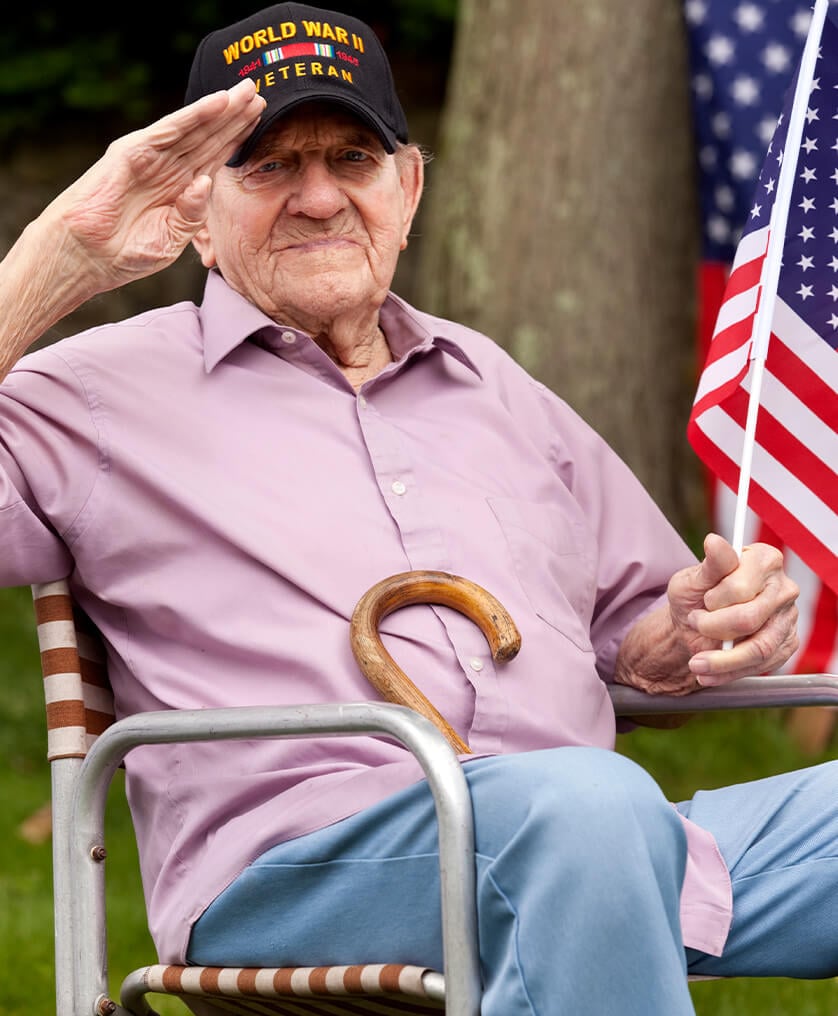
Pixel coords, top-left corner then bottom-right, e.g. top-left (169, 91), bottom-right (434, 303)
top-left (488, 496), bottom-right (597, 652)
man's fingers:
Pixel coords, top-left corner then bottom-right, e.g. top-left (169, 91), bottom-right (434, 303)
top-left (688, 603), bottom-right (799, 686)
top-left (688, 590), bottom-right (797, 644)
top-left (695, 532), bottom-right (741, 595)
top-left (688, 599), bottom-right (766, 644)
top-left (178, 83), bottom-right (266, 171)
top-left (702, 541), bottom-right (789, 613)
top-left (147, 80), bottom-right (264, 151)
top-left (170, 175), bottom-right (214, 244)
top-left (117, 81), bottom-right (265, 184)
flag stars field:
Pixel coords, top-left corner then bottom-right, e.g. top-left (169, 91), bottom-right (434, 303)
top-left (686, 0), bottom-right (838, 705)
top-left (734, 3), bottom-right (765, 33)
top-left (688, 0), bottom-right (838, 610)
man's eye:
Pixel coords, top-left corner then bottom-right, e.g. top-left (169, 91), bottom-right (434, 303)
top-left (343, 150), bottom-right (368, 162)
top-left (256, 160), bottom-right (283, 174)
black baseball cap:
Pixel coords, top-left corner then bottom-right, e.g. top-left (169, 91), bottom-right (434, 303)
top-left (185, 2), bottom-right (409, 165)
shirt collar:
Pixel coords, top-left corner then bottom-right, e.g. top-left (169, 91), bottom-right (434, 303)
top-left (200, 271), bottom-right (279, 373)
top-left (198, 270), bottom-right (483, 380)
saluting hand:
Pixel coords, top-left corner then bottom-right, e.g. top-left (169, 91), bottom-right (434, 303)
top-left (38, 79), bottom-right (265, 295)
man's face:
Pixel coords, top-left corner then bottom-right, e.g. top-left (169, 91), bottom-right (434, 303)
top-left (193, 104), bottom-right (423, 331)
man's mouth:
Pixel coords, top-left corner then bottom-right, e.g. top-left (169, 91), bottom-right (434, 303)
top-left (283, 236), bottom-right (359, 253)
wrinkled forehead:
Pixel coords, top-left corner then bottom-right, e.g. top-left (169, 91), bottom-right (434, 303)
top-left (247, 100), bottom-right (386, 158)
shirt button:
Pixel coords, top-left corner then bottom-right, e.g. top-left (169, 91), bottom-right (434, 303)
top-left (280, 330), bottom-right (296, 344)
top-left (358, 395), bottom-right (368, 409)
top-left (391, 480), bottom-right (407, 496)
top-left (469, 658), bottom-right (484, 672)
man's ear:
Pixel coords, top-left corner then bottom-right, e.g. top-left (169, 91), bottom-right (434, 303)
top-left (398, 146), bottom-right (424, 251)
top-left (191, 226), bottom-right (217, 269)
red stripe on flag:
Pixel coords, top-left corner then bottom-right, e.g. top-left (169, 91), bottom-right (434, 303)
top-left (766, 335), bottom-right (838, 430)
top-left (703, 313), bottom-right (756, 365)
top-left (752, 516), bottom-right (837, 673)
top-left (690, 359), bottom-right (750, 419)
top-left (697, 262), bottom-right (729, 364)
top-left (696, 263), bottom-right (730, 520)
top-left (696, 317), bottom-right (753, 372)
top-left (739, 474), bottom-right (838, 594)
top-left (721, 255), bottom-right (764, 302)
top-left (793, 582), bottom-right (838, 673)
top-left (721, 388), bottom-right (838, 514)
top-left (687, 417), bottom-right (744, 509)
top-left (686, 421), bottom-right (838, 593)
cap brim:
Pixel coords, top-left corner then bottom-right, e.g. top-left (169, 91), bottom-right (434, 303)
top-left (227, 93), bottom-right (400, 167)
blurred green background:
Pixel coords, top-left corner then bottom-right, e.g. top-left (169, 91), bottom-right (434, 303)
top-left (1, 3), bottom-right (836, 1013)
top-left (0, 2), bottom-right (457, 146)
top-left (2, 582), bottom-right (836, 1014)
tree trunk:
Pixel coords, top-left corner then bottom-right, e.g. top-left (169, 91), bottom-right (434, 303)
top-left (416, 0), bottom-right (703, 533)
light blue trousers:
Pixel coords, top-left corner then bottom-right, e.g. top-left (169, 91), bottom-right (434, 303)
top-left (188, 748), bottom-right (838, 1015)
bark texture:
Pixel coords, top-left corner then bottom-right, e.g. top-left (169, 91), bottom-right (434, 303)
top-left (416, 0), bottom-right (704, 531)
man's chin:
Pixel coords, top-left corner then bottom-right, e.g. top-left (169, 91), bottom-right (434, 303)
top-left (273, 279), bottom-right (385, 324)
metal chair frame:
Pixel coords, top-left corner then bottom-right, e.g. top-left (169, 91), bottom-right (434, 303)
top-left (33, 578), bottom-right (838, 1016)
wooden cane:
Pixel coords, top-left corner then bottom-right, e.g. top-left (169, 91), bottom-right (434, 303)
top-left (350, 571), bottom-right (522, 754)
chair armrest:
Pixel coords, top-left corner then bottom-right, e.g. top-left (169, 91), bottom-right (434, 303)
top-left (68, 701), bottom-right (481, 1016)
top-left (608, 673), bottom-right (838, 716)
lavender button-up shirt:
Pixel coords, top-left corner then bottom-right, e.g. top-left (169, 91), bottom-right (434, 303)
top-left (0, 270), bottom-right (731, 962)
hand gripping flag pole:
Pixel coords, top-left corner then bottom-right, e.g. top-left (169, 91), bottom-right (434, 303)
top-left (722, 0), bottom-right (829, 648)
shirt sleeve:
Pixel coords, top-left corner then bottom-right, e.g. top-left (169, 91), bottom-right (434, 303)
top-left (0, 347), bottom-right (102, 586)
top-left (528, 380), bottom-right (698, 680)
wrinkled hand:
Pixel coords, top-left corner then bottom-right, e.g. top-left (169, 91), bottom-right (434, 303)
top-left (614, 533), bottom-right (799, 698)
top-left (38, 79), bottom-right (265, 298)
top-left (668, 532), bottom-right (799, 690)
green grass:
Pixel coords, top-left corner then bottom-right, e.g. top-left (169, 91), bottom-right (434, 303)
top-left (0, 585), bottom-right (187, 1015)
top-left (1, 582), bottom-right (835, 1014)
top-left (619, 717), bottom-right (837, 1014)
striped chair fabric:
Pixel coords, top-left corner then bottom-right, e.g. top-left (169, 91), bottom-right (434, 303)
top-left (30, 579), bottom-right (449, 1016)
top-left (33, 579), bottom-right (113, 760)
top-left (125, 963), bottom-right (444, 1014)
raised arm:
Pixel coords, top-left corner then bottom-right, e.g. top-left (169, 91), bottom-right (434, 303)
top-left (0, 79), bottom-right (265, 381)
top-left (614, 532), bottom-right (800, 696)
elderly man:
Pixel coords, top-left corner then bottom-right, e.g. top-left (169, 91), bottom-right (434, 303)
top-left (0, 4), bottom-right (834, 1014)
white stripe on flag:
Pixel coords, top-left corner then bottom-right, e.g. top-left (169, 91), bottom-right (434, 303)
top-left (711, 283), bottom-right (761, 338)
top-left (715, 482), bottom-right (762, 546)
top-left (784, 544), bottom-right (821, 656)
top-left (714, 492), bottom-right (838, 675)
top-left (730, 224), bottom-right (769, 271)
top-left (743, 359), bottom-right (838, 464)
top-left (774, 298), bottom-right (838, 391)
top-left (695, 405), bottom-right (834, 548)
top-left (693, 341), bottom-right (751, 404)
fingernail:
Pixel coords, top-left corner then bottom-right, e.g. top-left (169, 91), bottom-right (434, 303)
top-left (690, 657), bottom-right (710, 675)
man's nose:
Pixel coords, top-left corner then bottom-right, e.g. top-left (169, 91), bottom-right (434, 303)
top-left (286, 160), bottom-right (347, 219)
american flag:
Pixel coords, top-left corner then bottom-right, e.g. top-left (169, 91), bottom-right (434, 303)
top-left (684, 0), bottom-right (838, 678)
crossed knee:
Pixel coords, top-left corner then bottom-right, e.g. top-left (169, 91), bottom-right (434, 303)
top-left (465, 747), bottom-right (686, 880)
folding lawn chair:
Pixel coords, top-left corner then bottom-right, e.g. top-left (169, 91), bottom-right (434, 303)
top-left (32, 572), bottom-right (838, 1016)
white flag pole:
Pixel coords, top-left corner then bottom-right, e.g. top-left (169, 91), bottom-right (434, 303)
top-left (722, 0), bottom-right (829, 649)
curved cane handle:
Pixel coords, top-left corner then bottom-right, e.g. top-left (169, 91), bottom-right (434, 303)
top-left (350, 571), bottom-right (522, 754)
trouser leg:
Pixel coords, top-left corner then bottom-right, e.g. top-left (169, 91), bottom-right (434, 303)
top-left (188, 747), bottom-right (694, 1015)
top-left (678, 759), bottom-right (838, 979)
